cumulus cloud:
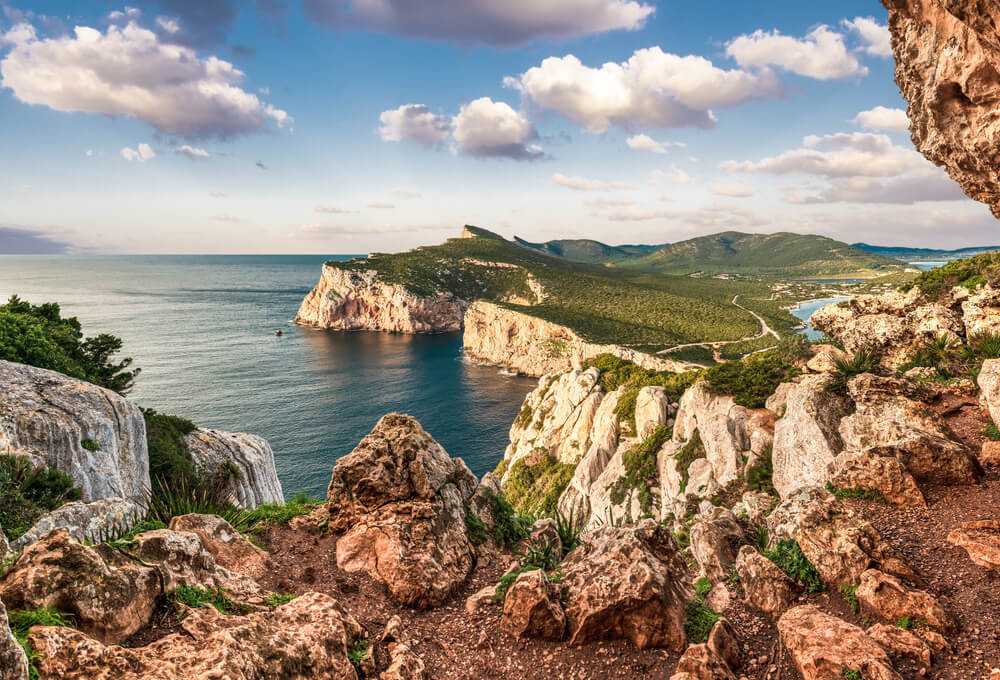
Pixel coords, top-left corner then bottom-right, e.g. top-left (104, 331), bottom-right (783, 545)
top-left (843, 16), bottom-right (892, 58)
top-left (378, 104), bottom-right (451, 147)
top-left (726, 26), bottom-right (867, 80)
top-left (650, 167), bottom-right (691, 185)
top-left (120, 143), bottom-right (156, 162)
top-left (392, 187), bottom-right (421, 199)
top-left (176, 144), bottom-right (210, 159)
top-left (452, 97), bottom-right (544, 160)
top-left (505, 47), bottom-right (782, 133)
top-left (552, 173), bottom-right (633, 191)
top-left (0, 21), bottom-right (291, 139)
top-left (785, 168), bottom-right (967, 205)
top-left (853, 106), bottom-right (909, 132)
top-left (303, 0), bottom-right (654, 47)
top-left (710, 185), bottom-right (752, 198)
top-left (626, 134), bottom-right (684, 154)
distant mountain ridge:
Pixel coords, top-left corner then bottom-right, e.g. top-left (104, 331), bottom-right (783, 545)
top-left (853, 243), bottom-right (1000, 261)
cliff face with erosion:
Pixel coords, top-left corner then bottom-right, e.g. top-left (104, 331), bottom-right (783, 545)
top-left (295, 265), bottom-right (469, 333)
top-left (882, 0), bottom-right (1000, 216)
top-left (463, 301), bottom-right (692, 377)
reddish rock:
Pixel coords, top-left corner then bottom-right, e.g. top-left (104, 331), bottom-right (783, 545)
top-left (1, 595), bottom-right (29, 680)
top-left (980, 441), bottom-right (1000, 466)
top-left (500, 570), bottom-right (566, 641)
top-left (828, 448), bottom-right (926, 506)
top-left (669, 643), bottom-right (736, 680)
top-left (29, 592), bottom-right (362, 680)
top-left (706, 618), bottom-right (741, 671)
top-left (855, 569), bottom-right (955, 632)
top-left (561, 519), bottom-right (691, 651)
top-left (947, 519), bottom-right (1000, 570)
top-left (689, 509), bottom-right (744, 584)
top-left (734, 545), bottom-right (797, 617)
top-left (167, 514), bottom-right (271, 581)
top-left (866, 623), bottom-right (933, 668)
top-left (133, 529), bottom-right (261, 598)
top-left (380, 642), bottom-right (426, 680)
top-left (778, 605), bottom-right (902, 680)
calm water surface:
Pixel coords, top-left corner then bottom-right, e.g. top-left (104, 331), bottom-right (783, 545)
top-left (0, 255), bottom-right (533, 497)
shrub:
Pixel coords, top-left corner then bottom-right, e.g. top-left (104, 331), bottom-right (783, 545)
top-left (825, 482), bottom-right (888, 503)
top-left (485, 489), bottom-right (532, 548)
top-left (502, 455), bottom-right (576, 515)
top-left (553, 508), bottom-right (583, 554)
top-left (142, 408), bottom-right (198, 492)
top-left (463, 506), bottom-right (488, 546)
top-left (685, 577), bottom-right (721, 643)
top-left (585, 354), bottom-right (698, 434)
top-left (703, 350), bottom-right (800, 409)
top-left (493, 540), bottom-right (561, 603)
top-left (827, 346), bottom-right (880, 393)
top-left (610, 425), bottom-right (672, 515)
top-left (514, 403), bottom-right (534, 429)
top-left (348, 639), bottom-right (371, 669)
top-left (80, 439), bottom-right (100, 452)
top-left (971, 331), bottom-right (1000, 359)
top-left (263, 593), bottom-right (298, 609)
top-left (763, 539), bottom-right (824, 593)
top-left (842, 671), bottom-right (864, 680)
top-left (0, 454), bottom-right (82, 541)
top-left (148, 475), bottom-right (245, 528)
top-left (674, 429), bottom-right (705, 494)
top-left (902, 251), bottom-right (1000, 300)
top-left (0, 295), bottom-right (139, 394)
top-left (840, 583), bottom-right (859, 612)
top-left (170, 585), bottom-right (249, 615)
top-left (745, 446), bottom-right (774, 494)
top-left (896, 615), bottom-right (916, 630)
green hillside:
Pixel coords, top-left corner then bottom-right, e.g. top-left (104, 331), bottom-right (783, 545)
top-left (329, 227), bottom-right (797, 353)
top-left (512, 236), bottom-right (647, 264)
top-left (624, 231), bottom-right (902, 278)
top-left (853, 242), bottom-right (1000, 262)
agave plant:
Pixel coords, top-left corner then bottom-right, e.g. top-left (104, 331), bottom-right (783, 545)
top-left (553, 507), bottom-right (584, 554)
top-left (828, 345), bottom-right (880, 392)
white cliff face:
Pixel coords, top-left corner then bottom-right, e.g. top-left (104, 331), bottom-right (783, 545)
top-left (0, 360), bottom-right (149, 505)
top-left (295, 265), bottom-right (469, 333)
top-left (463, 301), bottom-right (694, 378)
top-left (186, 429), bottom-right (284, 509)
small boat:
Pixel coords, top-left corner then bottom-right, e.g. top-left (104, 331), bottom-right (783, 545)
top-left (275, 329), bottom-right (283, 336)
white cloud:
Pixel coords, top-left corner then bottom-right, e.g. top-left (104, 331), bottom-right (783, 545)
top-left (452, 97), bottom-right (544, 160)
top-left (175, 145), bottom-right (210, 159)
top-left (626, 134), bottom-right (683, 154)
top-left (314, 205), bottom-right (354, 214)
top-left (505, 47), bottom-right (782, 133)
top-left (85, 149), bottom-right (93, 157)
top-left (156, 16), bottom-right (180, 34)
top-left (294, 222), bottom-right (437, 238)
top-left (843, 16), bottom-right (892, 58)
top-left (392, 187), bottom-right (422, 199)
top-left (853, 106), bottom-right (909, 132)
top-left (303, 0), bottom-right (654, 47)
top-left (592, 205), bottom-right (671, 221)
top-left (368, 202), bottom-right (396, 209)
top-left (378, 104), bottom-right (451, 147)
top-left (726, 26), bottom-right (867, 80)
top-left (120, 142), bottom-right (156, 162)
top-left (0, 21), bottom-right (290, 138)
top-left (710, 185), bottom-right (752, 198)
top-left (210, 214), bottom-right (242, 223)
top-left (650, 167), bottom-right (691, 185)
top-left (552, 173), bottom-right (634, 191)
top-left (785, 168), bottom-right (966, 205)
top-left (584, 198), bottom-right (634, 208)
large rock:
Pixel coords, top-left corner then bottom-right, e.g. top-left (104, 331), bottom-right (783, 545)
top-left (0, 595), bottom-right (29, 680)
top-left (840, 374), bottom-right (979, 486)
top-left (0, 360), bottom-right (148, 504)
top-left (184, 428), bottom-right (283, 509)
top-left (560, 519), bottom-right (691, 651)
top-left (635, 386), bottom-right (669, 439)
top-left (772, 375), bottom-right (850, 498)
top-left (734, 545), bottom-right (797, 617)
top-left (855, 569), bottom-right (955, 633)
top-left (28, 592), bottom-right (363, 680)
top-left (0, 530), bottom-right (160, 644)
top-left (865, 624), bottom-right (933, 668)
top-left (778, 605), bottom-right (902, 680)
top-left (979, 359), bottom-right (1000, 426)
top-left (328, 414), bottom-right (477, 608)
top-left (828, 449), bottom-right (926, 507)
top-left (133, 529), bottom-right (261, 597)
top-left (167, 514), bottom-right (272, 582)
top-left (690, 508), bottom-right (744, 584)
top-left (767, 486), bottom-right (917, 588)
top-left (882, 0), bottom-right (1000, 217)
top-left (11, 497), bottom-right (144, 553)
top-left (670, 642), bottom-right (737, 680)
top-left (500, 569), bottom-right (566, 641)
top-left (947, 519), bottom-right (1000, 570)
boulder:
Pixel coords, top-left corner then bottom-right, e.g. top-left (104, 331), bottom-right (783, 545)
top-left (500, 570), bottom-right (566, 641)
top-left (980, 441), bottom-right (1000, 466)
top-left (686, 459), bottom-right (719, 499)
top-left (827, 449), bottom-right (926, 507)
top-left (657, 439), bottom-right (687, 508)
top-left (731, 491), bottom-right (773, 525)
top-left (0, 530), bottom-right (160, 644)
top-left (767, 486), bottom-right (917, 588)
top-left (840, 374), bottom-right (979, 486)
top-left (947, 520), bottom-right (1000, 570)
top-left (29, 591), bottom-right (363, 680)
top-left (806, 344), bottom-right (848, 373)
top-left (560, 519), bottom-right (691, 651)
top-left (707, 618), bottom-right (740, 671)
top-left (772, 375), bottom-right (850, 498)
top-left (0, 360), bottom-right (148, 504)
top-left (635, 386), bottom-right (669, 439)
top-left (167, 514), bottom-right (272, 582)
top-left (979, 360), bottom-right (1000, 426)
top-left (855, 569), bottom-right (955, 632)
top-left (328, 414), bottom-right (476, 608)
top-left (466, 472), bottom-right (502, 537)
top-left (778, 605), bottom-right (902, 680)
top-left (464, 585), bottom-right (498, 614)
top-left (765, 382), bottom-right (796, 415)
top-left (133, 529), bottom-right (261, 597)
top-left (11, 497), bottom-right (144, 553)
top-left (734, 545), bottom-right (797, 617)
top-left (866, 624), bottom-right (933, 668)
top-left (0, 595), bottom-right (29, 680)
top-left (582, 441), bottom-right (646, 528)
top-left (184, 428), bottom-right (283, 509)
top-left (381, 641), bottom-right (426, 680)
top-left (689, 509), bottom-right (743, 583)
top-left (673, 382), bottom-right (747, 487)
top-left (670, 643), bottom-right (737, 680)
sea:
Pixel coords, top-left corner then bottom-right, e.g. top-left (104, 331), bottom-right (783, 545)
top-left (0, 255), bottom-right (535, 498)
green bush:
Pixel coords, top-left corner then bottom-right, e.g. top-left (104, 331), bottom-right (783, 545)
top-left (745, 446), bottom-right (774, 494)
top-left (463, 506), bottom-right (488, 546)
top-left (763, 539), bottom-right (824, 593)
top-left (985, 418), bottom-right (1000, 442)
top-left (840, 583), bottom-right (859, 612)
top-left (263, 593), bottom-right (298, 609)
top-left (348, 639), bottom-right (371, 669)
top-left (841, 670), bottom-right (864, 680)
top-left (502, 455), bottom-right (576, 515)
top-left (0, 454), bottom-right (82, 541)
top-left (584, 354), bottom-right (698, 434)
top-left (610, 426), bottom-right (672, 515)
top-left (703, 350), bottom-right (800, 408)
top-left (825, 482), bottom-right (888, 503)
top-left (485, 489), bottom-right (532, 548)
top-left (685, 577), bottom-right (721, 643)
top-left (0, 295), bottom-right (139, 394)
top-left (674, 429), bottom-right (705, 494)
top-left (553, 508), bottom-right (583, 554)
top-left (902, 251), bottom-right (1000, 300)
top-left (80, 439), bottom-right (100, 452)
top-left (8, 607), bottom-right (75, 680)
top-left (896, 615), bottom-right (916, 630)
top-left (827, 346), bottom-right (880, 393)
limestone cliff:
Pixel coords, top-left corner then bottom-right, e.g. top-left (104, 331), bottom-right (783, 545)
top-left (882, 0), bottom-right (1000, 216)
top-left (295, 265), bottom-right (469, 333)
top-left (186, 428), bottom-right (284, 509)
top-left (463, 301), bottom-right (692, 378)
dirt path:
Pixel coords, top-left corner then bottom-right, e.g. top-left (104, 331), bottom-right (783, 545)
top-left (657, 294), bottom-right (779, 356)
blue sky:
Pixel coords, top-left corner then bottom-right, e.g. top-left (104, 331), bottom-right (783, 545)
top-left (0, 0), bottom-right (994, 254)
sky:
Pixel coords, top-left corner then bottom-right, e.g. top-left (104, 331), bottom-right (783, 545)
top-left (0, 0), bottom-right (996, 254)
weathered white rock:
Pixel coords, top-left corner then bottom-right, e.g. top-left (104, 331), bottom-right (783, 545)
top-left (690, 508), bottom-right (744, 583)
top-left (772, 375), bottom-right (850, 498)
top-left (11, 497), bottom-right (144, 553)
top-left (765, 382), bottom-right (796, 415)
top-left (0, 595), bottom-right (28, 680)
top-left (635, 386), bottom-right (669, 439)
top-left (686, 459), bottom-right (719, 499)
top-left (979, 359), bottom-right (1000, 426)
top-left (0, 360), bottom-right (149, 505)
top-left (657, 440), bottom-right (687, 510)
top-left (806, 344), bottom-right (849, 373)
top-left (962, 288), bottom-right (1000, 337)
top-left (584, 441), bottom-right (646, 528)
top-left (185, 428), bottom-right (283, 509)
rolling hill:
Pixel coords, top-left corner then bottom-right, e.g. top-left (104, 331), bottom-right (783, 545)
top-left (853, 243), bottom-right (1000, 262)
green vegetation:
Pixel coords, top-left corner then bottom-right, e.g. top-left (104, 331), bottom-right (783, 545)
top-left (685, 577), bottom-right (721, 643)
top-left (170, 585), bottom-right (250, 615)
top-left (348, 639), bottom-right (371, 670)
top-left (80, 439), bottom-right (100, 452)
top-left (0, 454), bottom-right (81, 541)
top-left (896, 615), bottom-right (916, 630)
top-left (0, 295), bottom-right (139, 394)
top-left (745, 447), bottom-right (774, 494)
top-left (584, 354), bottom-right (698, 433)
top-left (984, 418), bottom-right (1000, 442)
top-left (840, 583), bottom-right (860, 612)
top-left (263, 593), bottom-right (298, 609)
top-left (484, 489), bottom-right (532, 548)
top-left (902, 251), bottom-right (1000, 299)
top-left (842, 670), bottom-right (864, 680)
top-left (8, 607), bottom-right (75, 680)
top-left (553, 508), bottom-right (583, 554)
top-left (502, 455), bottom-right (576, 516)
top-left (825, 482), bottom-right (888, 503)
top-left (828, 346), bottom-right (880, 393)
top-left (703, 348), bottom-right (800, 408)
top-left (899, 331), bottom-right (1000, 381)
top-left (237, 491), bottom-right (319, 533)
top-left (463, 506), bottom-right (489, 546)
top-left (609, 426), bottom-right (672, 516)
top-left (493, 540), bottom-right (562, 603)
top-left (143, 408), bottom-right (199, 493)
top-left (675, 429), bottom-right (705, 494)
top-left (761, 536), bottom-right (824, 593)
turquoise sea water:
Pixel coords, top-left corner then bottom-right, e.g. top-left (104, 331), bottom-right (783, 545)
top-left (791, 298), bottom-right (849, 340)
top-left (0, 255), bottom-right (534, 498)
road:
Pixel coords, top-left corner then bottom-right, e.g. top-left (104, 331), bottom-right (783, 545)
top-left (657, 295), bottom-right (779, 356)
